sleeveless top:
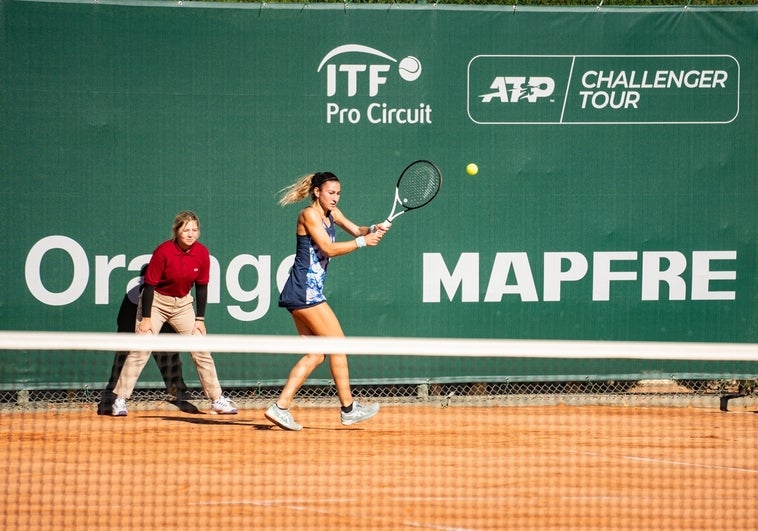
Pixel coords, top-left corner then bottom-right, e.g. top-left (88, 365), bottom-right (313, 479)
top-left (278, 214), bottom-right (336, 311)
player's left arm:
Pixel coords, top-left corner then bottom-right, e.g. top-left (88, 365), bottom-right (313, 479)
top-left (193, 283), bottom-right (208, 335)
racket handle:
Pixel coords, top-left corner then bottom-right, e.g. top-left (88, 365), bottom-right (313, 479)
top-left (381, 220), bottom-right (392, 230)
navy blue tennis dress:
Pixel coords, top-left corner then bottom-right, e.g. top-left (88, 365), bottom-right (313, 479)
top-left (278, 214), bottom-right (336, 312)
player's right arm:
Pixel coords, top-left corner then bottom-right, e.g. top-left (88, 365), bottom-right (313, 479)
top-left (331, 207), bottom-right (388, 239)
top-left (299, 207), bottom-right (381, 256)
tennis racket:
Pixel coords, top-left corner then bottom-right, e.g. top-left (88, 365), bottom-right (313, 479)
top-left (381, 160), bottom-right (442, 229)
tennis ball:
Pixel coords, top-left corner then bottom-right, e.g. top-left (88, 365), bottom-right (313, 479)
top-left (398, 56), bottom-right (422, 82)
top-left (466, 163), bottom-right (479, 176)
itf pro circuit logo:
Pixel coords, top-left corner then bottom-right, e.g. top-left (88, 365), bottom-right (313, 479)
top-left (317, 44), bottom-right (431, 125)
top-left (468, 54), bottom-right (740, 124)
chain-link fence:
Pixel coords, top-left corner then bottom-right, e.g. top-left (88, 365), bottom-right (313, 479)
top-left (3, 378), bottom-right (757, 413)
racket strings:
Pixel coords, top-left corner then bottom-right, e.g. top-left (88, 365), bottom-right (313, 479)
top-left (397, 163), bottom-right (441, 208)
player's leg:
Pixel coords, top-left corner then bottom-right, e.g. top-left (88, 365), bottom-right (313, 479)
top-left (98, 351), bottom-right (128, 415)
top-left (113, 303), bottom-right (168, 399)
top-left (265, 304), bottom-right (331, 430)
top-left (293, 304), bottom-right (379, 425)
top-left (167, 295), bottom-right (221, 398)
top-left (266, 303), bottom-right (378, 427)
top-left (111, 296), bottom-right (168, 415)
top-left (276, 303), bottom-right (344, 408)
top-left (154, 323), bottom-right (187, 398)
top-left (169, 295), bottom-right (236, 413)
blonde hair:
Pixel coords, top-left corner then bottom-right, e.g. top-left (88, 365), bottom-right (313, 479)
top-left (278, 172), bottom-right (339, 206)
top-left (172, 210), bottom-right (200, 239)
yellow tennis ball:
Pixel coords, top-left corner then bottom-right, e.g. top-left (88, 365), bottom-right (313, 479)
top-left (466, 163), bottom-right (478, 176)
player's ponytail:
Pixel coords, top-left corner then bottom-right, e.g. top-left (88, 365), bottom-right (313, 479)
top-left (278, 172), bottom-right (339, 206)
top-left (277, 174), bottom-right (313, 206)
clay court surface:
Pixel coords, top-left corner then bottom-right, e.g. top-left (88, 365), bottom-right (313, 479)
top-left (1, 404), bottom-right (756, 530)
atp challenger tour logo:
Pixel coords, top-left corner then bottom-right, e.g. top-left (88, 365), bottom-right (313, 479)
top-left (317, 44), bottom-right (432, 125)
top-left (468, 54), bottom-right (739, 124)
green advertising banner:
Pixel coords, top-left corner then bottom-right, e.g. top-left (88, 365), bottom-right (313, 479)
top-left (1, 1), bottom-right (756, 388)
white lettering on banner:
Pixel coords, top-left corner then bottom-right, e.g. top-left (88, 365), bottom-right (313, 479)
top-left (543, 252), bottom-right (589, 302)
top-left (577, 69), bottom-right (728, 110)
top-left (479, 76), bottom-right (556, 103)
top-left (366, 102), bottom-right (433, 124)
top-left (578, 90), bottom-right (640, 110)
top-left (326, 103), bottom-right (361, 124)
top-left (691, 251), bottom-right (738, 300)
top-left (26, 236), bottom-right (89, 306)
top-left (23, 237), bottom-right (738, 321)
top-left (325, 63), bottom-right (390, 97)
top-left (423, 253), bottom-right (479, 303)
top-left (470, 55), bottom-right (738, 124)
top-left (327, 103), bottom-right (432, 124)
top-left (95, 254), bottom-right (125, 305)
top-left (480, 70), bottom-right (729, 109)
top-left (125, 254), bottom-right (152, 304)
top-left (641, 251), bottom-right (687, 301)
top-left (225, 254), bottom-right (271, 322)
top-left (23, 235), bottom-right (292, 321)
top-left (592, 251), bottom-right (639, 301)
top-left (318, 44), bottom-right (432, 126)
top-left (581, 70), bottom-right (729, 90)
top-left (423, 251), bottom-right (737, 303)
top-left (484, 253), bottom-right (538, 302)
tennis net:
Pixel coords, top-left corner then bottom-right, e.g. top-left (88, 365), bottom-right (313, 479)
top-left (0, 331), bottom-right (756, 412)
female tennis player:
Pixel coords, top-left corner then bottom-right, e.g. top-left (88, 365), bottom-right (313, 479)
top-left (265, 171), bottom-right (387, 431)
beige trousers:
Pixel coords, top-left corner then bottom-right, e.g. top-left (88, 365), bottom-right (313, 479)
top-left (113, 292), bottom-right (222, 401)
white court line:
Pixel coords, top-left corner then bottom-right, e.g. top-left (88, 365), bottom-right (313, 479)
top-left (191, 499), bottom-right (475, 531)
top-left (570, 449), bottom-right (758, 474)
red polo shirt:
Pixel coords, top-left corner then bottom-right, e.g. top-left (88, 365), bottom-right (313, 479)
top-left (144, 239), bottom-right (210, 297)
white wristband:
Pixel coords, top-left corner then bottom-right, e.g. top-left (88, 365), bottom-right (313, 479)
top-left (369, 224), bottom-right (376, 234)
top-left (355, 236), bottom-right (367, 248)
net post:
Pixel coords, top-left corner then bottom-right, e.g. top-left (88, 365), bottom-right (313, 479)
top-left (417, 382), bottom-right (429, 400)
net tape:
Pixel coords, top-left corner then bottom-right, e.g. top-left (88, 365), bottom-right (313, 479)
top-left (1, 331), bottom-right (757, 361)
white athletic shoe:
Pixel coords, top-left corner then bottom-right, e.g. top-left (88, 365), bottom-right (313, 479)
top-left (210, 395), bottom-right (238, 415)
top-left (265, 404), bottom-right (302, 431)
top-left (340, 401), bottom-right (380, 426)
top-left (111, 397), bottom-right (128, 417)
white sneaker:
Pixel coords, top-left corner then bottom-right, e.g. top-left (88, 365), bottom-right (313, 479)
top-left (111, 397), bottom-right (127, 417)
top-left (341, 401), bottom-right (380, 426)
top-left (265, 404), bottom-right (302, 431)
top-left (210, 395), bottom-right (238, 415)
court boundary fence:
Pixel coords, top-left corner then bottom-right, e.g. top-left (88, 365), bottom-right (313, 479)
top-left (3, 378), bottom-right (757, 414)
